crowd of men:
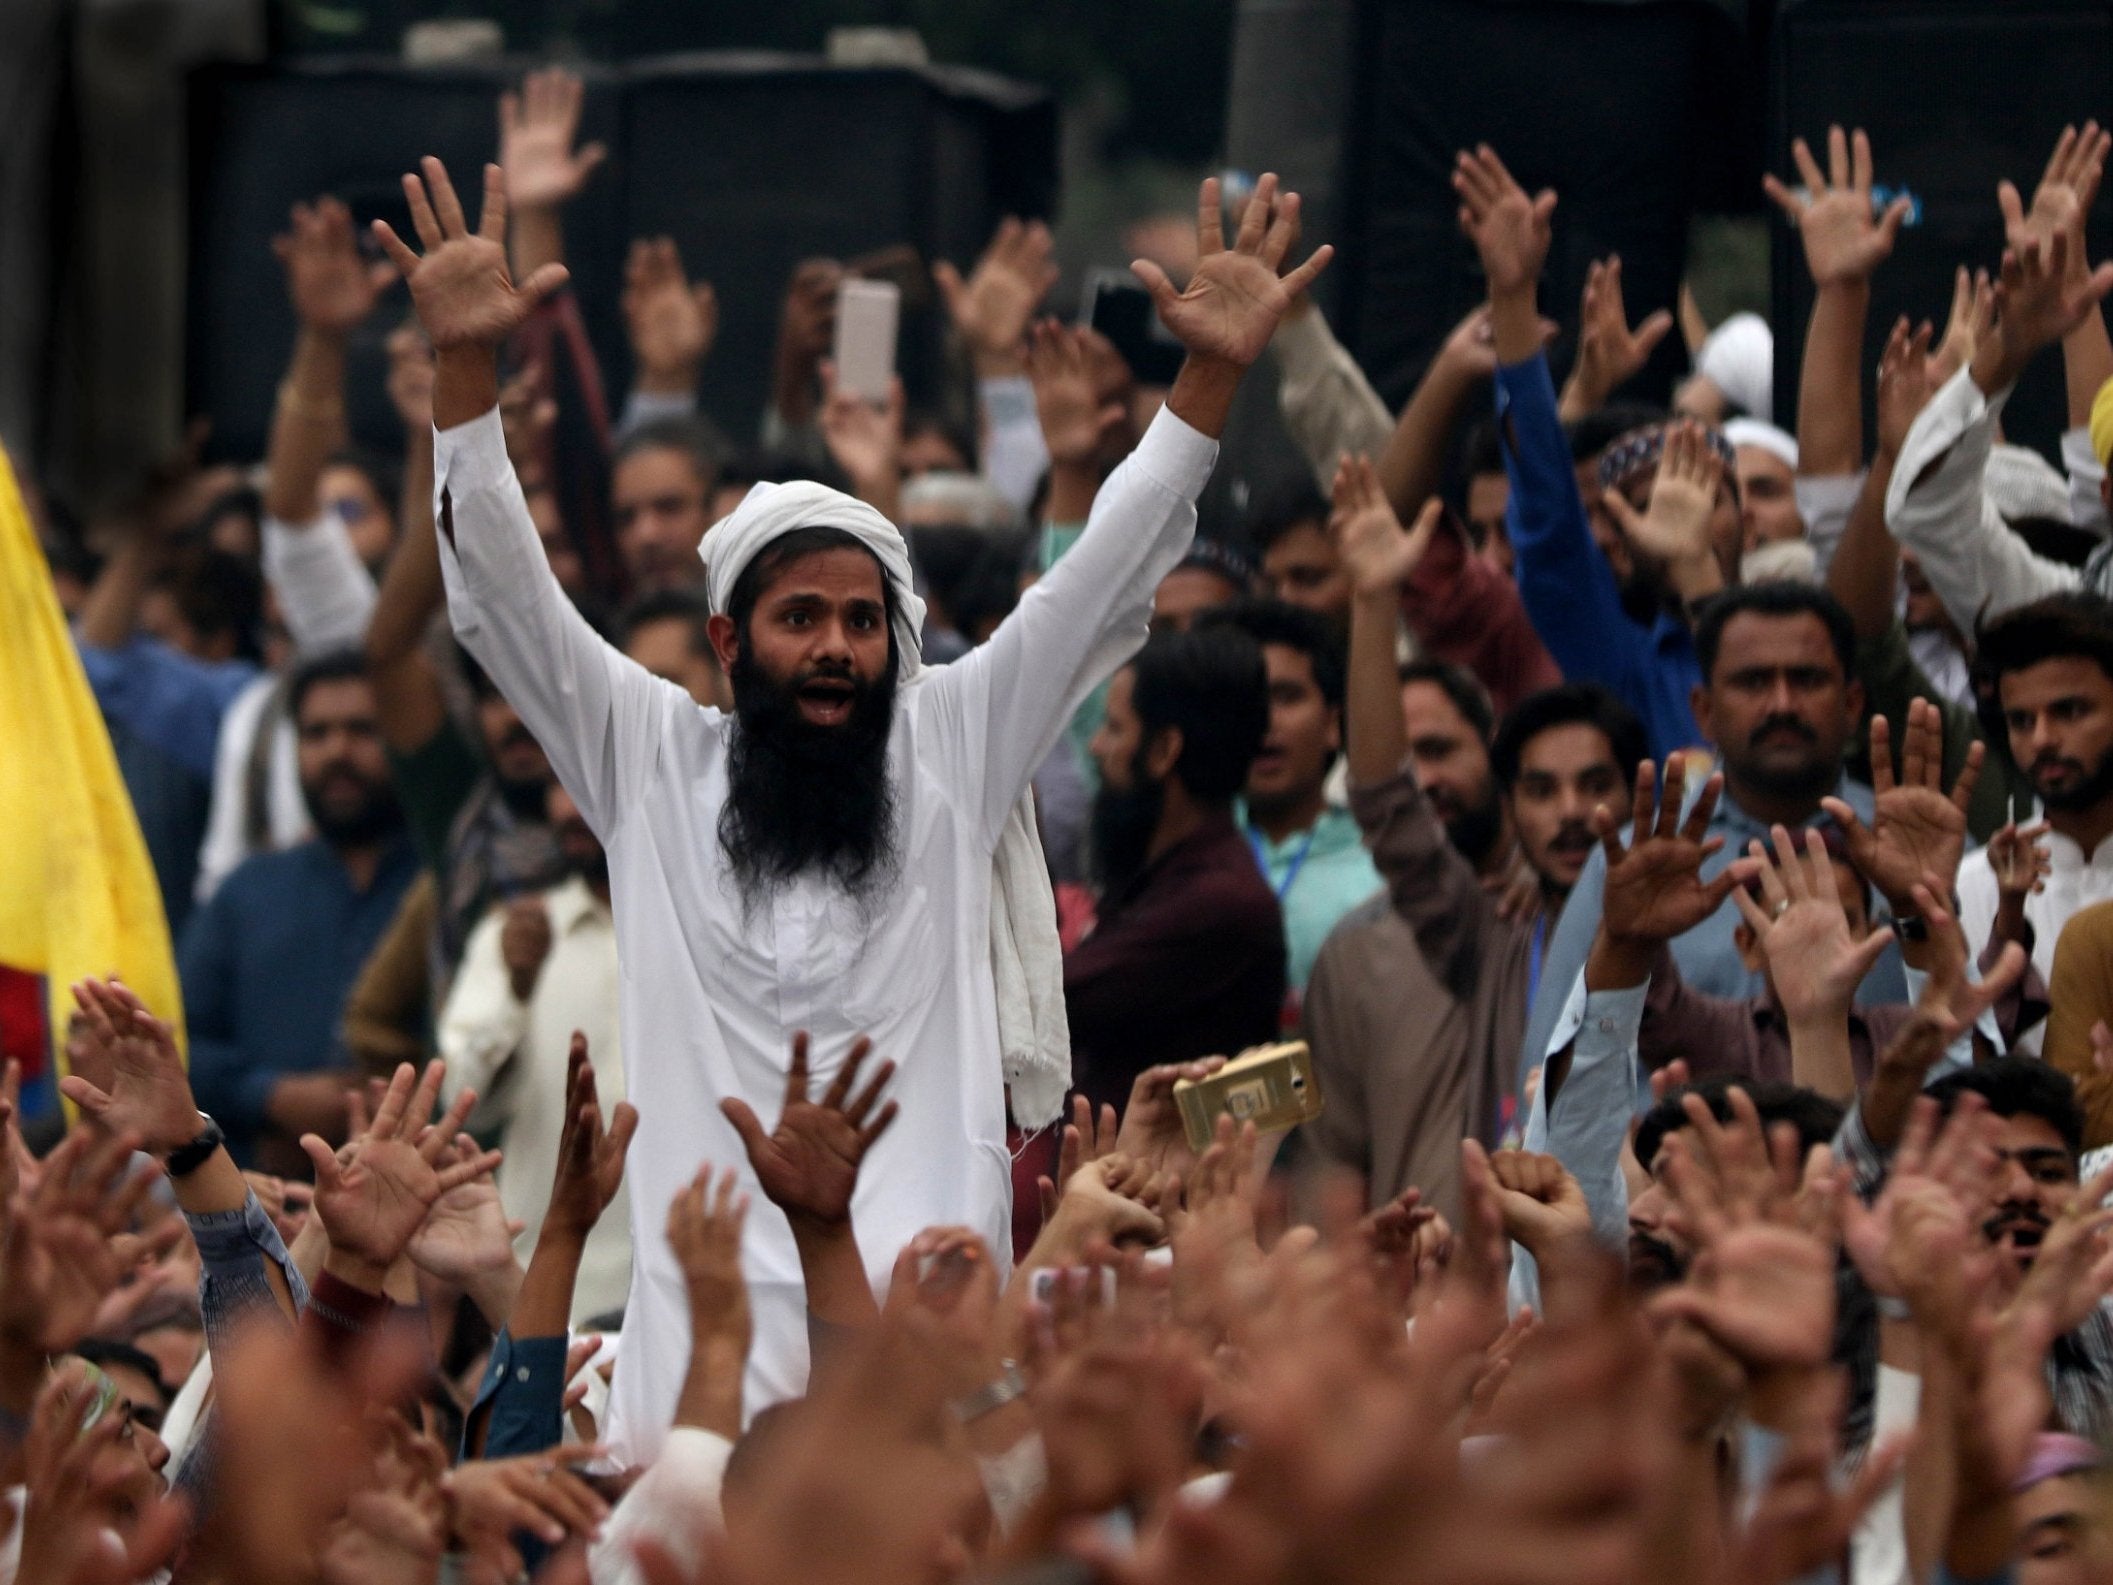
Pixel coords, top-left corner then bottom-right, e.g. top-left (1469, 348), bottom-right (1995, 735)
top-left (12, 56), bottom-right (2113, 1585)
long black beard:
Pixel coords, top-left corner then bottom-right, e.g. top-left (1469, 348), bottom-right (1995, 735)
top-left (1089, 769), bottom-right (1165, 897)
top-left (719, 649), bottom-right (900, 912)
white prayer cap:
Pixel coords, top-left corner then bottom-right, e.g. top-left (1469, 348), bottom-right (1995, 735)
top-left (701, 480), bottom-right (928, 683)
top-left (1696, 312), bottom-right (1774, 422)
top-left (1985, 442), bottom-right (2072, 525)
top-left (1740, 537), bottom-right (1819, 587)
top-left (1722, 417), bottom-right (1798, 471)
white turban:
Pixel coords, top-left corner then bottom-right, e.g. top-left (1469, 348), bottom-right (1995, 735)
top-left (700, 481), bottom-right (1072, 1128)
top-left (1696, 312), bottom-right (1774, 422)
top-left (1722, 416), bottom-right (1799, 471)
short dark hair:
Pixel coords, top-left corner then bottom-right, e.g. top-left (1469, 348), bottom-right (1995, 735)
top-left (617, 586), bottom-right (714, 657)
top-left (1567, 401), bottom-right (1667, 466)
top-left (725, 526), bottom-right (898, 664)
top-left (1397, 659), bottom-right (1495, 744)
top-left (1692, 581), bottom-right (1856, 683)
top-left (1198, 598), bottom-right (1347, 710)
top-left (903, 407), bottom-right (976, 472)
top-left (71, 1338), bottom-right (171, 1410)
top-left (1926, 1056), bottom-right (2085, 1162)
top-left (1246, 482), bottom-right (1331, 557)
top-left (1129, 626), bottom-right (1270, 802)
top-left (614, 415), bottom-right (727, 492)
top-left (156, 545), bottom-right (264, 662)
top-left (1633, 1076), bottom-right (1846, 1175)
top-left (1974, 592), bottom-right (2113, 691)
top-left (1488, 683), bottom-right (1646, 794)
top-left (2010, 515), bottom-right (2101, 570)
top-left (325, 446), bottom-right (401, 516)
top-left (287, 648), bottom-right (370, 722)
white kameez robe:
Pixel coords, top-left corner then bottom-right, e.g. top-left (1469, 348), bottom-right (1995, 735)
top-left (434, 402), bottom-right (1217, 1463)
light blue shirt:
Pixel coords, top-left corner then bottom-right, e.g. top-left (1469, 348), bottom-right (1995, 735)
top-left (1238, 801), bottom-right (1383, 991)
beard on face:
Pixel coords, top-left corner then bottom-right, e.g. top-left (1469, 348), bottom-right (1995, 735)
top-left (1088, 753), bottom-right (1167, 898)
top-left (492, 720), bottom-right (551, 819)
top-left (1626, 1230), bottom-right (1687, 1292)
top-left (557, 815), bottom-right (610, 889)
top-left (1537, 818), bottom-right (1597, 879)
top-left (718, 643), bottom-right (900, 912)
top-left (301, 761), bottom-right (405, 848)
top-left (1727, 711), bottom-right (1838, 805)
top-left (2030, 740), bottom-right (2113, 812)
top-left (1983, 1199), bottom-right (2052, 1268)
top-left (1435, 780), bottom-right (1505, 870)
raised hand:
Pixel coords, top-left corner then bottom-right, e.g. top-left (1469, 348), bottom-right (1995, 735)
top-left (372, 159), bottom-right (570, 353)
top-left (1837, 1094), bottom-right (2000, 1323)
top-left (1873, 315), bottom-right (1937, 460)
top-left (274, 196), bottom-right (397, 336)
top-left (1647, 1092), bottom-right (1836, 1371)
top-left (542, 1035), bottom-right (639, 1243)
top-left (304, 1060), bottom-right (499, 1290)
top-left (445, 1453), bottom-right (611, 1559)
top-left (15, 1362), bottom-right (188, 1585)
top-left (407, 1133), bottom-right (520, 1286)
top-left (1599, 757), bottom-right (1746, 947)
top-left (721, 1032), bottom-right (898, 1229)
top-left (1763, 126), bottom-right (1910, 288)
top-left (1486, 1150), bottom-right (1592, 1259)
top-left (1025, 319), bottom-right (1126, 467)
top-left (61, 977), bottom-right (201, 1159)
top-left (1112, 1055), bottom-right (1227, 1178)
top-left (668, 1164), bottom-right (751, 1360)
top-left (934, 216), bottom-right (1058, 375)
top-left (818, 359), bottom-right (905, 508)
top-left (0, 1124), bottom-right (156, 1353)
top-left (1930, 265), bottom-right (1996, 389)
top-left (622, 237), bottom-right (717, 394)
top-left (1599, 420), bottom-right (1723, 583)
top-left (498, 68), bottom-right (607, 211)
top-left (1990, 818), bottom-right (2053, 910)
top-left (1563, 256), bottom-right (1673, 413)
top-left (1330, 455), bottom-right (1438, 599)
top-left (2001, 121), bottom-right (2110, 279)
top-left (1974, 229), bottom-right (2113, 393)
top-left (1453, 145), bottom-right (1556, 297)
top-left (1731, 824), bottom-right (1893, 1026)
top-left (1823, 700), bottom-right (1979, 911)
top-left (1131, 172), bottom-right (1332, 369)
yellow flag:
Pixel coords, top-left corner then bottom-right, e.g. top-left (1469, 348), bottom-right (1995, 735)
top-left (0, 445), bottom-right (184, 1074)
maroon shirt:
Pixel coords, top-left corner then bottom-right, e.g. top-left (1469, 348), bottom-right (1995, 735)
top-left (1063, 809), bottom-right (1286, 1113)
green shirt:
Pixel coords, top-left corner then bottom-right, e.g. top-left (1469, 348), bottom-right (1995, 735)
top-left (1239, 800), bottom-right (1385, 990)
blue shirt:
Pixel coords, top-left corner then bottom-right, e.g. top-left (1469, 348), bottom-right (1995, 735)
top-left (1493, 354), bottom-right (1703, 762)
top-left (181, 833), bottom-right (419, 1162)
top-left (78, 637), bottom-right (256, 934)
top-left (1238, 801), bottom-right (1384, 992)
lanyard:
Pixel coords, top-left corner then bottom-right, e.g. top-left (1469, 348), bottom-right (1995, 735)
top-left (1526, 912), bottom-right (1548, 1008)
top-left (1247, 824), bottom-right (1319, 903)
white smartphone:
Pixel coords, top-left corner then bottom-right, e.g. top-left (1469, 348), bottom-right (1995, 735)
top-left (833, 277), bottom-right (900, 404)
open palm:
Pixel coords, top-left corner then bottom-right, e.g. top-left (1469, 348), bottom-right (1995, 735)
top-left (373, 158), bottom-right (570, 352)
top-left (1601, 759), bottom-right (1739, 945)
top-left (721, 1032), bottom-right (897, 1227)
top-left (1825, 704), bottom-right (1976, 907)
top-left (1132, 173), bottom-right (1330, 369)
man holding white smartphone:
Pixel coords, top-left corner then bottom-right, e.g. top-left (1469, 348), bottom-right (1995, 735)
top-left (375, 153), bottom-right (1329, 1461)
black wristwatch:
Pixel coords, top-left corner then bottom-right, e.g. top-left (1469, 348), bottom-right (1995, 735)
top-left (165, 1115), bottom-right (225, 1178)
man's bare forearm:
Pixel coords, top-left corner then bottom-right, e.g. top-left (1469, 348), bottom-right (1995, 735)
top-left (435, 346), bottom-right (502, 434)
top-left (264, 328), bottom-right (350, 525)
top-left (1798, 282), bottom-right (1868, 476)
top-left (1378, 359), bottom-right (1475, 520)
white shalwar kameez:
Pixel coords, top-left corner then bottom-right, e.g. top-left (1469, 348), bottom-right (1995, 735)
top-left (433, 401), bottom-right (1217, 1463)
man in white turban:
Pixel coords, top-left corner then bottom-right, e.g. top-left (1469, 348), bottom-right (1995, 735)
top-left (377, 155), bottom-right (1330, 1460)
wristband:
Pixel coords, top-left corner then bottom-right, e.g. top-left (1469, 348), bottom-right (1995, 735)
top-left (165, 1114), bottom-right (225, 1178)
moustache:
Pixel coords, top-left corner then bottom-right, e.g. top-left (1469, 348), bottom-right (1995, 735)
top-left (1750, 714), bottom-right (1818, 747)
top-left (1549, 821), bottom-right (1595, 855)
top-left (1627, 1231), bottom-right (1686, 1287)
top-left (1984, 1203), bottom-right (2050, 1246)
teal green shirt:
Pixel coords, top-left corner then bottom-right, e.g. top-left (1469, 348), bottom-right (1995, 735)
top-left (1239, 801), bottom-right (1384, 991)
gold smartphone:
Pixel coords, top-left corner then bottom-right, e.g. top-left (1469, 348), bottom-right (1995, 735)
top-left (1172, 1040), bottom-right (1322, 1153)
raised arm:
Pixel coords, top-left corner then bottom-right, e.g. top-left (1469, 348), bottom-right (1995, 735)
top-left (2003, 124), bottom-right (2113, 449)
top-left (377, 157), bottom-right (666, 835)
top-left (1374, 305), bottom-right (1499, 520)
top-left (1829, 315), bottom-right (1936, 639)
top-left (1556, 256), bottom-right (1672, 424)
top-left (1764, 126), bottom-right (1909, 476)
top-left (621, 237), bottom-right (716, 414)
top-left (937, 173), bottom-right (1330, 842)
top-left (360, 323), bottom-right (452, 753)
top-left (497, 68), bottom-right (605, 284)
